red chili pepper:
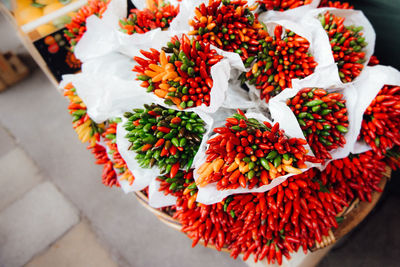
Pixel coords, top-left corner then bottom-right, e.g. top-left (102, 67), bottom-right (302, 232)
top-left (157, 126), bottom-right (171, 133)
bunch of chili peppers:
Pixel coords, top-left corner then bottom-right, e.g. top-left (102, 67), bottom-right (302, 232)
top-left (358, 85), bottom-right (400, 158)
top-left (123, 103), bottom-right (205, 177)
top-left (287, 87), bottom-right (349, 160)
top-left (119, 0), bottom-right (179, 35)
top-left (188, 0), bottom-right (263, 62)
top-left (256, 0), bottom-right (312, 11)
top-left (196, 109), bottom-right (321, 190)
top-left (240, 25), bottom-right (317, 103)
top-left (319, 11), bottom-right (367, 83)
top-left (64, 83), bottom-right (104, 146)
top-left (133, 34), bottom-right (223, 109)
top-left (64, 0), bottom-right (110, 48)
top-left (320, 151), bottom-right (386, 203)
top-left (174, 168), bottom-right (349, 264)
top-left (318, 0), bottom-right (353, 9)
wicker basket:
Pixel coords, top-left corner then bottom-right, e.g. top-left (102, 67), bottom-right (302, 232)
top-left (134, 167), bottom-right (391, 254)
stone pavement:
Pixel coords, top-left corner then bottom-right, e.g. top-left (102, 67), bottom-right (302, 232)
top-left (1, 11), bottom-right (400, 267)
top-left (0, 69), bottom-right (246, 267)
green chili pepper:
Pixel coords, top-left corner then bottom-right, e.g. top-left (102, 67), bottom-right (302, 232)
top-left (336, 125), bottom-right (348, 133)
top-left (304, 99), bottom-right (324, 107)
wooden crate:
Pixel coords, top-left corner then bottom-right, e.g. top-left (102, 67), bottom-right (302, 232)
top-left (0, 1), bottom-right (86, 87)
top-left (0, 77), bottom-right (7, 92)
top-left (0, 52), bottom-right (29, 91)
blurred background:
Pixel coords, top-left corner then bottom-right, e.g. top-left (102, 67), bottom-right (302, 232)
top-left (0, 0), bottom-right (399, 266)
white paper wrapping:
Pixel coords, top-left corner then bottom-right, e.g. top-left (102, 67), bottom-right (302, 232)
top-left (223, 69), bottom-right (256, 110)
top-left (168, 0), bottom-right (206, 33)
top-left (301, 7), bottom-right (376, 86)
top-left (148, 177), bottom-right (177, 208)
top-left (352, 65), bottom-right (400, 154)
top-left (75, 0), bottom-right (184, 62)
top-left (74, 0), bottom-right (126, 62)
top-left (116, 28), bottom-right (173, 58)
top-left (194, 111), bottom-right (320, 205)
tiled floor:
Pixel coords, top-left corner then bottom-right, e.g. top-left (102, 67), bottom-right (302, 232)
top-left (26, 221), bottom-right (118, 267)
top-left (1, 10), bottom-right (400, 267)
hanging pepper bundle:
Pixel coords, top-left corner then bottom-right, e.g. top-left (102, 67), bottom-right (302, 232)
top-left (196, 109), bottom-right (321, 190)
top-left (123, 104), bottom-right (205, 176)
top-left (89, 142), bottom-right (119, 187)
top-left (64, 83), bottom-right (104, 146)
top-left (287, 87), bottom-right (349, 160)
top-left (175, 169), bottom-right (348, 264)
top-left (358, 85), bottom-right (400, 157)
top-left (319, 11), bottom-right (367, 83)
top-left (188, 0), bottom-right (263, 62)
top-left (256, 0), bottom-right (312, 11)
top-left (240, 25), bottom-right (317, 103)
top-left (102, 122), bottom-right (135, 186)
top-left (133, 34), bottom-right (223, 109)
top-left (173, 191), bottom-right (231, 250)
top-left (320, 151), bottom-right (386, 203)
top-left (64, 83), bottom-right (119, 187)
top-left (225, 169), bottom-right (347, 264)
top-left (119, 0), bottom-right (179, 35)
top-left (318, 0), bottom-right (353, 9)
top-left (64, 0), bottom-right (110, 48)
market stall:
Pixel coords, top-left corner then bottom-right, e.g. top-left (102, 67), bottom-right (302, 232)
top-left (18, 0), bottom-right (400, 265)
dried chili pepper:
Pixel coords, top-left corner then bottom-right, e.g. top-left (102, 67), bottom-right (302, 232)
top-left (319, 11), bottom-right (367, 83)
top-left (119, 0), bottom-right (179, 35)
top-left (240, 25), bottom-right (317, 103)
top-left (123, 103), bottom-right (205, 176)
top-left (196, 109), bottom-right (321, 190)
top-left (358, 85), bottom-right (400, 157)
top-left (287, 87), bottom-right (349, 160)
top-left (132, 34), bottom-right (223, 109)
